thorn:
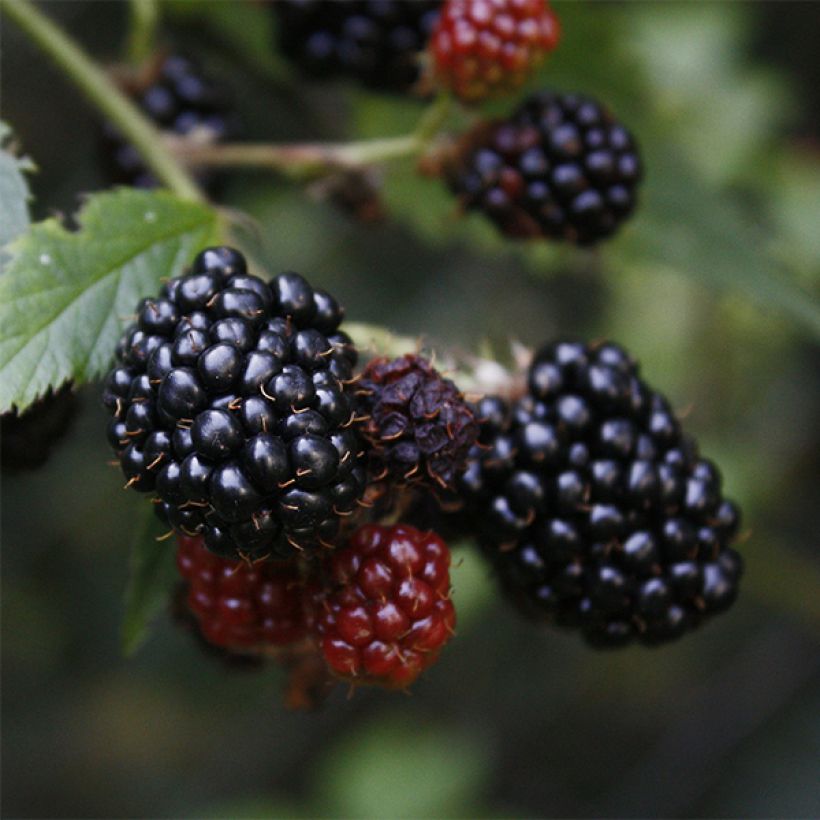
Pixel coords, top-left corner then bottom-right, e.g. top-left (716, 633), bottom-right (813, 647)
top-left (146, 453), bottom-right (165, 471)
top-left (356, 497), bottom-right (375, 509)
top-left (260, 384), bottom-right (276, 401)
top-left (332, 506), bottom-right (353, 517)
top-left (296, 467), bottom-right (312, 478)
top-left (278, 478), bottom-right (296, 489)
top-left (123, 476), bottom-right (139, 489)
top-left (228, 397), bottom-right (243, 411)
top-left (292, 405), bottom-right (310, 414)
top-left (155, 529), bottom-right (174, 542)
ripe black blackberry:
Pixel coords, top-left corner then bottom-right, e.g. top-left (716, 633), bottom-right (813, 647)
top-left (102, 53), bottom-right (235, 190)
top-left (272, 0), bottom-right (440, 92)
top-left (103, 246), bottom-right (366, 560)
top-left (1, 383), bottom-right (77, 473)
top-left (357, 354), bottom-right (479, 492)
top-left (460, 341), bottom-right (744, 647)
top-left (448, 90), bottom-right (642, 245)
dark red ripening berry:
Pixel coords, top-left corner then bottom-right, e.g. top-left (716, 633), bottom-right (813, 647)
top-left (176, 533), bottom-right (313, 651)
top-left (357, 354), bottom-right (479, 491)
top-left (313, 523), bottom-right (456, 688)
top-left (430, 0), bottom-right (560, 103)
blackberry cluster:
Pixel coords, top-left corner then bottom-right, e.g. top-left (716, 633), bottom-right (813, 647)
top-left (460, 340), bottom-right (743, 647)
top-left (313, 523), bottom-right (455, 687)
top-left (103, 246), bottom-right (366, 560)
top-left (449, 90), bottom-right (642, 245)
top-left (1, 383), bottom-right (77, 472)
top-left (357, 354), bottom-right (479, 491)
top-left (102, 53), bottom-right (234, 190)
top-left (273, 0), bottom-right (441, 92)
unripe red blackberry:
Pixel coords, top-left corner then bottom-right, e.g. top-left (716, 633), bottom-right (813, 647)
top-left (1, 383), bottom-right (77, 473)
top-left (430, 0), bottom-right (560, 103)
top-left (448, 90), bottom-right (642, 245)
top-left (103, 246), bottom-right (366, 560)
top-left (312, 523), bottom-right (456, 688)
top-left (176, 533), bottom-right (312, 652)
top-left (272, 0), bottom-right (441, 93)
top-left (102, 53), bottom-right (235, 190)
top-left (459, 341), bottom-right (744, 648)
top-left (357, 354), bottom-right (479, 492)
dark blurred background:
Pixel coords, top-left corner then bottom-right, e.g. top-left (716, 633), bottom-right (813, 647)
top-left (2, 2), bottom-right (819, 817)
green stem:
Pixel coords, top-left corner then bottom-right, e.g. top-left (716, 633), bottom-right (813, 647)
top-left (175, 93), bottom-right (454, 181)
top-left (4, 0), bottom-right (203, 202)
top-left (177, 134), bottom-right (420, 181)
top-left (126, 0), bottom-right (160, 65)
top-left (414, 92), bottom-right (453, 144)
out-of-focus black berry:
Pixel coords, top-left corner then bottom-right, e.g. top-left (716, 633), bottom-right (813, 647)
top-left (458, 339), bottom-right (744, 648)
top-left (272, 0), bottom-right (440, 92)
top-left (101, 53), bottom-right (237, 192)
top-left (448, 90), bottom-right (642, 245)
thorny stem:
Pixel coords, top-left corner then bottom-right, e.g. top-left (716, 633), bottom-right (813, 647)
top-left (4, 0), bottom-right (204, 202)
top-left (174, 94), bottom-right (454, 181)
top-left (126, 0), bottom-right (160, 66)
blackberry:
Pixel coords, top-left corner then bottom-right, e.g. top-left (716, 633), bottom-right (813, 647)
top-left (357, 354), bottom-right (479, 492)
top-left (312, 523), bottom-right (455, 688)
top-left (448, 90), bottom-right (642, 245)
top-left (430, 0), bottom-right (560, 102)
top-left (273, 0), bottom-right (441, 92)
top-left (1, 383), bottom-right (77, 472)
top-left (460, 341), bottom-right (744, 648)
top-left (103, 246), bottom-right (367, 560)
top-left (102, 53), bottom-right (235, 190)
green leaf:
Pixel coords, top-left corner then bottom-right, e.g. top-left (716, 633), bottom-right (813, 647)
top-left (121, 506), bottom-right (178, 656)
top-left (0, 121), bottom-right (36, 259)
top-left (0, 188), bottom-right (220, 413)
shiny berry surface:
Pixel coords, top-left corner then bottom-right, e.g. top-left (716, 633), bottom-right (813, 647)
top-left (102, 247), bottom-right (366, 560)
top-left (459, 339), bottom-right (744, 648)
top-left (314, 524), bottom-right (456, 688)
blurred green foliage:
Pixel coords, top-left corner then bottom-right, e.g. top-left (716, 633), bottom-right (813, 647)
top-left (2, 1), bottom-right (819, 818)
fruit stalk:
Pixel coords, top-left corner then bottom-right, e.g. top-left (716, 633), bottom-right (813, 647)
top-left (4, 0), bottom-right (203, 202)
top-left (172, 94), bottom-right (453, 180)
top-left (126, 0), bottom-right (160, 66)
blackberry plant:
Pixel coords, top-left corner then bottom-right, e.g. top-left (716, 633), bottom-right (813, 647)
top-left (8, 0), bottom-right (814, 716)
